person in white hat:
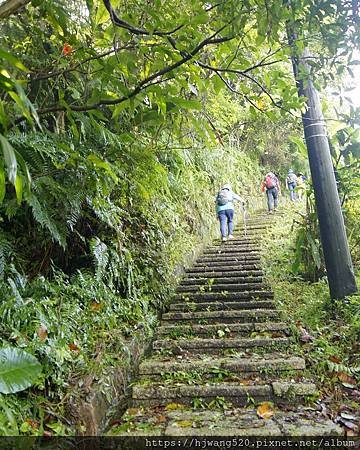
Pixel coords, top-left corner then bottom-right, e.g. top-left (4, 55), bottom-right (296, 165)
top-left (286, 169), bottom-right (298, 201)
top-left (215, 184), bottom-right (244, 241)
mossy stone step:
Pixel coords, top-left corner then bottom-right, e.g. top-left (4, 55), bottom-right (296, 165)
top-left (185, 268), bottom-right (263, 276)
top-left (161, 309), bottom-right (280, 324)
top-left (152, 336), bottom-right (289, 354)
top-left (174, 290), bottom-right (274, 302)
top-left (191, 263), bottom-right (262, 271)
top-left (196, 255), bottom-right (261, 263)
top-left (169, 300), bottom-right (276, 312)
top-left (156, 321), bottom-right (289, 338)
top-left (180, 275), bottom-right (263, 285)
top-left (131, 381), bottom-right (317, 407)
top-left (198, 254), bottom-right (261, 262)
top-left (139, 353), bottom-right (305, 377)
top-left (204, 246), bottom-right (261, 253)
top-left (110, 407), bottom-right (341, 439)
top-left (213, 239), bottom-right (260, 245)
top-left (177, 282), bottom-right (269, 293)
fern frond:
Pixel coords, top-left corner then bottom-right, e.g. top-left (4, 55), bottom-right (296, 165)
top-left (27, 192), bottom-right (66, 248)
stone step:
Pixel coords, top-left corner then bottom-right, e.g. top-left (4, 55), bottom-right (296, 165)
top-left (112, 407), bottom-right (341, 438)
top-left (202, 252), bottom-right (261, 258)
top-left (177, 282), bottom-right (269, 293)
top-left (191, 260), bottom-right (261, 272)
top-left (139, 353), bottom-right (305, 377)
top-left (197, 252), bottom-right (261, 261)
top-left (179, 275), bottom-right (263, 286)
top-left (169, 300), bottom-right (276, 312)
top-left (156, 321), bottom-right (289, 338)
top-left (131, 381), bottom-right (317, 407)
top-left (194, 256), bottom-right (261, 267)
top-left (181, 274), bottom-right (264, 283)
top-left (204, 246), bottom-right (261, 253)
top-left (185, 267), bottom-right (263, 276)
top-left (162, 309), bottom-right (280, 324)
top-left (174, 290), bottom-right (274, 302)
top-left (213, 237), bottom-right (260, 244)
top-left (152, 337), bottom-right (290, 354)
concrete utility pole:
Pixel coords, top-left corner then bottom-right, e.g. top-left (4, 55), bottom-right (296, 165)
top-left (287, 34), bottom-right (357, 298)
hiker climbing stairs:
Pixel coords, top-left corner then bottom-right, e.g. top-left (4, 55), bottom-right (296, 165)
top-left (110, 212), bottom-right (342, 439)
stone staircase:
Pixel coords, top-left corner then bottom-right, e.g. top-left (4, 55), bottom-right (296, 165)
top-left (109, 212), bottom-right (342, 439)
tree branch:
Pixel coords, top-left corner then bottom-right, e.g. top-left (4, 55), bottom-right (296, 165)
top-left (103, 0), bottom-right (185, 36)
top-left (13, 29), bottom-right (235, 125)
top-left (0, 0), bottom-right (31, 19)
top-left (32, 45), bottom-right (136, 81)
top-left (197, 61), bottom-right (280, 108)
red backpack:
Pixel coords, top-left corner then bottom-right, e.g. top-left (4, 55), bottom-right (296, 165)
top-left (265, 175), bottom-right (276, 189)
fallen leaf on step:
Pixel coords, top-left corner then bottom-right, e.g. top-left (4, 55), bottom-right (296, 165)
top-left (127, 408), bottom-right (142, 416)
top-left (238, 379), bottom-right (252, 385)
top-left (257, 402), bottom-right (274, 420)
top-left (175, 420), bottom-right (193, 428)
top-left (335, 372), bottom-right (357, 385)
top-left (165, 402), bottom-right (187, 411)
top-left (155, 414), bottom-right (167, 424)
top-left (329, 355), bottom-right (341, 363)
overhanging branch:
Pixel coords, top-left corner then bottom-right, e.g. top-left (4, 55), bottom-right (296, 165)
top-left (0, 0), bottom-right (31, 19)
top-left (103, 0), bottom-right (184, 36)
top-left (12, 29), bottom-right (235, 126)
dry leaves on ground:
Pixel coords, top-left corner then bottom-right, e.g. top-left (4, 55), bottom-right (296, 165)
top-left (257, 402), bottom-right (275, 420)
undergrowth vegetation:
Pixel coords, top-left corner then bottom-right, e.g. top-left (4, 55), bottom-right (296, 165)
top-left (261, 202), bottom-right (360, 415)
top-left (0, 106), bottom-right (266, 434)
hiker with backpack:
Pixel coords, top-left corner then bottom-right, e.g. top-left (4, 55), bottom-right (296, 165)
top-left (296, 172), bottom-right (306, 200)
top-left (286, 169), bottom-right (298, 201)
top-left (216, 184), bottom-right (244, 242)
top-left (261, 172), bottom-right (280, 214)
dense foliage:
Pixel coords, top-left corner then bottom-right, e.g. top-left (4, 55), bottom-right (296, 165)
top-left (0, 0), bottom-right (359, 435)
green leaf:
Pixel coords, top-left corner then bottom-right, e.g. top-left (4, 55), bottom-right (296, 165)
top-left (0, 134), bottom-right (17, 184)
top-left (95, 2), bottom-right (109, 25)
top-left (112, 100), bottom-right (130, 119)
top-left (167, 98), bottom-right (202, 110)
top-left (306, 231), bottom-right (321, 269)
top-left (87, 154), bottom-right (118, 182)
top-left (289, 135), bottom-right (307, 157)
top-left (0, 348), bottom-right (42, 394)
top-left (0, 49), bottom-right (28, 72)
top-left (0, 165), bottom-right (5, 203)
top-left (14, 174), bottom-right (23, 204)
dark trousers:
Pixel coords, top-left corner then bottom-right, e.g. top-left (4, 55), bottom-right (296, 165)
top-left (266, 187), bottom-right (278, 211)
top-left (218, 209), bottom-right (234, 237)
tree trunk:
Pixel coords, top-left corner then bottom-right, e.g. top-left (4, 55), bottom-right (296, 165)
top-left (0, 0), bottom-right (31, 19)
top-left (288, 42), bottom-right (357, 298)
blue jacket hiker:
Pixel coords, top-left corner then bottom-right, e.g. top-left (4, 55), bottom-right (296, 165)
top-left (286, 169), bottom-right (298, 201)
top-left (216, 184), bottom-right (244, 242)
